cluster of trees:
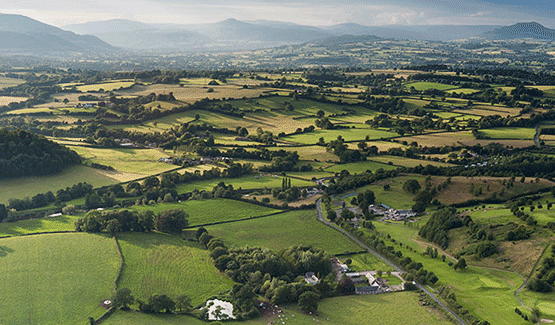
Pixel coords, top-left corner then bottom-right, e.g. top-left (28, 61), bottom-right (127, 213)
top-left (418, 208), bottom-right (463, 249)
top-left (198, 229), bottom-right (331, 319)
top-left (527, 245), bottom-right (555, 293)
top-left (111, 287), bottom-right (193, 315)
top-left (7, 182), bottom-right (93, 212)
top-left (259, 152), bottom-right (302, 172)
top-left (0, 129), bottom-right (81, 179)
top-left (75, 208), bottom-right (188, 234)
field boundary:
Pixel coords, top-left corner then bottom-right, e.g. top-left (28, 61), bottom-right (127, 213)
top-left (186, 210), bottom-right (286, 228)
top-left (95, 236), bottom-right (125, 325)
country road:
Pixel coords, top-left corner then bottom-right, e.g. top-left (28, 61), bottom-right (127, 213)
top-left (315, 199), bottom-right (467, 325)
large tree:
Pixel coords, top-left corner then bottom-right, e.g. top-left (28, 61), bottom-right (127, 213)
top-left (298, 291), bottom-right (319, 313)
top-left (112, 288), bottom-right (134, 310)
top-left (155, 209), bottom-right (188, 234)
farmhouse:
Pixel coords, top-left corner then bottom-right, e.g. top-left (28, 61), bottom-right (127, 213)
top-left (304, 272), bottom-right (319, 285)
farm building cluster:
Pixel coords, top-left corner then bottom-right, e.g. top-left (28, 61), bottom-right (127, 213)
top-left (334, 202), bottom-right (417, 222)
top-left (333, 258), bottom-right (406, 294)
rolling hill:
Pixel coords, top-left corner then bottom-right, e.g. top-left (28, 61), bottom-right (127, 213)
top-left (480, 22), bottom-right (555, 40)
top-left (0, 14), bottom-right (113, 53)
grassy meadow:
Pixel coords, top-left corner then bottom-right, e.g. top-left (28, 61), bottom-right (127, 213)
top-left (0, 215), bottom-right (80, 237)
top-left (0, 233), bottom-right (120, 324)
top-left (176, 174), bottom-right (314, 193)
top-left (206, 210), bottom-right (361, 255)
top-left (116, 232), bottom-right (234, 306)
top-left (128, 198), bottom-right (281, 226)
top-left (0, 165), bottom-right (118, 204)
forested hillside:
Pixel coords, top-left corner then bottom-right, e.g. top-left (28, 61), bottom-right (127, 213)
top-left (0, 129), bottom-right (80, 178)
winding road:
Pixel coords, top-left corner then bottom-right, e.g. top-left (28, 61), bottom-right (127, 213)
top-left (316, 199), bottom-right (467, 325)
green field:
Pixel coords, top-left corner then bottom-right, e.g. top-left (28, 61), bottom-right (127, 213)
top-left (282, 128), bottom-right (397, 144)
top-left (368, 155), bottom-right (454, 167)
top-left (77, 80), bottom-right (135, 92)
top-left (129, 198), bottom-right (281, 226)
top-left (370, 222), bottom-right (529, 325)
top-left (206, 210), bottom-right (361, 255)
top-left (480, 127), bottom-right (537, 140)
top-left (70, 146), bottom-right (180, 176)
top-left (0, 76), bottom-right (25, 89)
top-left (339, 253), bottom-right (395, 272)
top-left (325, 160), bottom-right (398, 174)
top-left (0, 233), bottom-right (120, 324)
top-left (0, 165), bottom-right (118, 204)
top-left (345, 175), bottom-right (426, 209)
top-left (176, 174), bottom-right (314, 193)
top-left (0, 215), bottom-right (80, 237)
top-left (405, 82), bottom-right (459, 91)
top-left (116, 232), bottom-right (234, 306)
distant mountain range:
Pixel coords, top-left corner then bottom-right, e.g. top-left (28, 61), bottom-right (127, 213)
top-left (1, 13), bottom-right (554, 56)
top-left (64, 18), bottom-right (505, 50)
top-left (479, 22), bottom-right (555, 40)
top-left (0, 14), bottom-right (112, 53)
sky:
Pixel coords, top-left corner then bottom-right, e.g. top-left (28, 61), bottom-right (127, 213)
top-left (0, 0), bottom-right (554, 28)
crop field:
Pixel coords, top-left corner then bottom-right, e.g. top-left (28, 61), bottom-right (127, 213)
top-left (405, 81), bottom-right (459, 91)
top-left (69, 146), bottom-right (180, 176)
top-left (270, 145), bottom-right (339, 162)
top-left (228, 96), bottom-right (359, 116)
top-left (206, 210), bottom-right (361, 255)
top-left (117, 84), bottom-right (270, 104)
top-left (0, 233), bottom-right (120, 324)
top-left (0, 215), bottom-right (80, 237)
top-left (77, 80), bottom-right (135, 92)
top-left (116, 232), bottom-right (234, 305)
top-left (0, 165), bottom-right (117, 204)
top-left (325, 160), bottom-right (398, 174)
top-left (176, 174), bottom-right (314, 193)
top-left (480, 127), bottom-right (536, 140)
top-left (282, 128), bottom-right (397, 144)
top-left (128, 198), bottom-right (281, 226)
top-left (368, 223), bottom-right (529, 325)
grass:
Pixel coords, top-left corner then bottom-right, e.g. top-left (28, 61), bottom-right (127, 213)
top-left (325, 160), bottom-right (398, 174)
top-left (405, 81), bottom-right (459, 91)
top-left (369, 222), bottom-right (529, 325)
top-left (0, 96), bottom-right (27, 106)
top-left (176, 174), bottom-right (314, 193)
top-left (282, 128), bottom-right (397, 144)
top-left (0, 165), bottom-right (118, 204)
top-left (0, 215), bottom-right (80, 237)
top-left (348, 175), bottom-right (426, 209)
top-left (116, 232), bottom-right (234, 306)
top-left (0, 76), bottom-right (25, 89)
top-left (480, 127), bottom-right (537, 140)
top-left (0, 233), bottom-right (120, 324)
top-left (69, 146), bottom-right (180, 176)
top-left (105, 291), bottom-right (449, 324)
top-left (77, 80), bottom-right (135, 92)
top-left (128, 198), bottom-right (281, 226)
top-left (206, 210), bottom-right (361, 255)
top-left (339, 253), bottom-right (395, 272)
top-left (368, 155), bottom-right (454, 167)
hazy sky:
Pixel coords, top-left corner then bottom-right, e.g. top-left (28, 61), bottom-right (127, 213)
top-left (1, 0), bottom-right (554, 27)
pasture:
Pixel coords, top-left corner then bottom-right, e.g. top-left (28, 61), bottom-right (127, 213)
top-left (0, 233), bottom-right (120, 324)
top-left (405, 81), bottom-right (459, 91)
top-left (480, 127), bottom-right (536, 140)
top-left (117, 84), bottom-right (270, 104)
top-left (176, 174), bottom-right (314, 193)
top-left (368, 155), bottom-right (453, 168)
top-left (116, 232), bottom-right (234, 306)
top-left (0, 76), bottom-right (25, 89)
top-left (129, 198), bottom-right (281, 226)
top-left (325, 160), bottom-right (398, 174)
top-left (69, 146), bottom-right (180, 177)
top-left (0, 165), bottom-right (117, 204)
top-left (369, 222), bottom-right (529, 325)
top-left (282, 128), bottom-right (397, 144)
top-left (0, 96), bottom-right (27, 106)
top-left (206, 210), bottom-right (361, 255)
top-left (398, 131), bottom-right (533, 148)
top-left (0, 215), bottom-right (80, 237)
top-left (339, 253), bottom-right (395, 273)
top-left (77, 80), bottom-right (135, 92)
